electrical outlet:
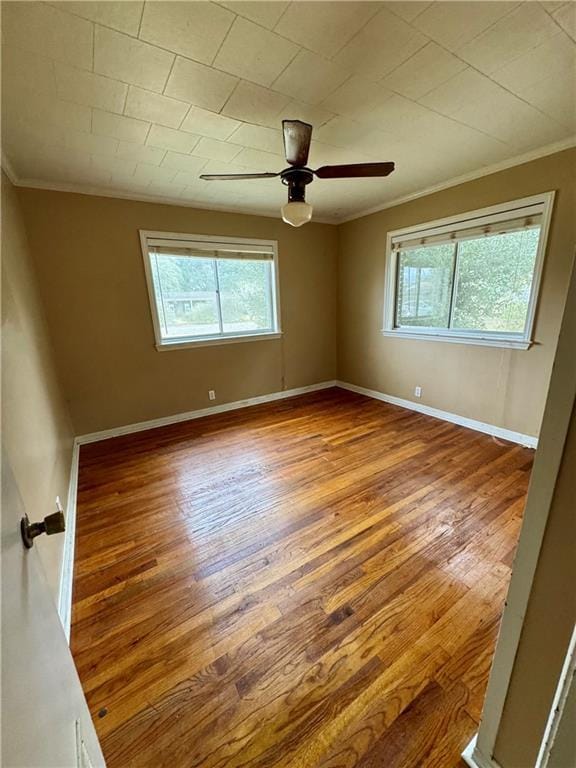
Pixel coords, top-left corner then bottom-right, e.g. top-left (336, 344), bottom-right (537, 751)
top-left (55, 496), bottom-right (63, 512)
top-left (208, 390), bottom-right (216, 401)
top-left (414, 386), bottom-right (422, 398)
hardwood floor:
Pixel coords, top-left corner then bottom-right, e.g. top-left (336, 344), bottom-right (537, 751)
top-left (71, 388), bottom-right (533, 767)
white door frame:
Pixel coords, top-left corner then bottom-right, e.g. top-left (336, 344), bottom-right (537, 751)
top-left (464, 253), bottom-right (576, 768)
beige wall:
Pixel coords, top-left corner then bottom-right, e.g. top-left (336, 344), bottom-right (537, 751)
top-left (15, 150), bottom-right (575, 441)
top-left (338, 148), bottom-right (576, 438)
top-left (17, 190), bottom-right (338, 435)
top-left (1, 173), bottom-right (75, 600)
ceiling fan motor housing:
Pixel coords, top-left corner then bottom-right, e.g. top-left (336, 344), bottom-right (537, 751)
top-left (281, 167), bottom-right (314, 202)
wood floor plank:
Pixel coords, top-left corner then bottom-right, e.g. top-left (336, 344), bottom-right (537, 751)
top-left (352, 681), bottom-right (475, 768)
top-left (71, 388), bottom-right (532, 767)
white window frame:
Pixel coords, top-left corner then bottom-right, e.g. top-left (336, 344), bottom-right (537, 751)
top-left (382, 192), bottom-right (555, 350)
top-left (140, 230), bottom-right (282, 350)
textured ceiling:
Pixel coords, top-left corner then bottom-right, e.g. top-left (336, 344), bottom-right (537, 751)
top-left (2, 1), bottom-right (575, 222)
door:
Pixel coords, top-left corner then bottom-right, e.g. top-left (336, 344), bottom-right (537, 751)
top-left (1, 457), bottom-right (105, 767)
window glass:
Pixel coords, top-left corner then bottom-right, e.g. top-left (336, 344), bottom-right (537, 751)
top-left (217, 260), bottom-right (273, 335)
top-left (149, 250), bottom-right (277, 343)
top-left (393, 225), bottom-right (541, 339)
top-left (396, 243), bottom-right (456, 328)
top-left (152, 254), bottom-right (219, 339)
top-left (451, 228), bottom-right (540, 333)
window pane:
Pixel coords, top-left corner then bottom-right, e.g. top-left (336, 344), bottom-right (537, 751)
top-left (396, 243), bottom-right (456, 328)
top-left (217, 259), bottom-right (273, 334)
top-left (451, 227), bottom-right (540, 333)
top-left (153, 254), bottom-right (220, 338)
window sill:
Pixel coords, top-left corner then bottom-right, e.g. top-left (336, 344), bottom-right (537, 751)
top-left (381, 329), bottom-right (532, 350)
top-left (156, 331), bottom-right (283, 351)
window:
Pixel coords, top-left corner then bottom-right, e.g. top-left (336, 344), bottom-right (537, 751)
top-left (383, 193), bottom-right (554, 349)
top-left (140, 231), bottom-right (281, 348)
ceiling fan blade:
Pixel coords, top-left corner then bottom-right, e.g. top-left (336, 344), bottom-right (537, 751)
top-left (283, 120), bottom-right (313, 166)
top-left (314, 162), bottom-right (395, 179)
top-left (200, 172), bottom-right (279, 180)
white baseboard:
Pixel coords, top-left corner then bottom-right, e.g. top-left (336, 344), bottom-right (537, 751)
top-left (336, 381), bottom-right (538, 449)
top-left (462, 736), bottom-right (503, 768)
top-left (58, 439), bottom-right (80, 643)
top-left (76, 381), bottom-right (338, 445)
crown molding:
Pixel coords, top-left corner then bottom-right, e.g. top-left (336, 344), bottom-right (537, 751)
top-left (338, 137), bottom-right (576, 224)
top-left (3, 175), bottom-right (337, 226)
top-left (4, 137), bottom-right (574, 226)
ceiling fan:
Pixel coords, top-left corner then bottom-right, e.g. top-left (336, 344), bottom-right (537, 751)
top-left (200, 119), bottom-right (395, 227)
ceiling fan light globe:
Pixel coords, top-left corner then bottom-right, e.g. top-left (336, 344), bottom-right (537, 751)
top-left (281, 201), bottom-right (313, 227)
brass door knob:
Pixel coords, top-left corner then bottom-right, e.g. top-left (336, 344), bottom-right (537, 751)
top-left (21, 510), bottom-right (65, 549)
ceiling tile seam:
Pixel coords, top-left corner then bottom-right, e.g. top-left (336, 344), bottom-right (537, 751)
top-left (207, 8), bottom-right (393, 80)
top-left (271, 2), bottom-right (292, 33)
top-left (91, 20), bottom-right (95, 73)
top-left (91, 27), bottom-right (209, 76)
top-left (308, 3), bottom-right (385, 62)
top-left (122, 84), bottom-right (191, 120)
top-left (392, 4), bottom-right (541, 94)
top-left (89, 23), bottom-right (182, 95)
top-left (539, 1), bottom-right (569, 25)
top-left (375, 39), bottom-right (438, 84)
top-left (266, 40), bottom-right (305, 94)
top-left (546, 5), bottom-right (576, 42)
top-left (370, 85), bottom-right (514, 147)
top-left (40, 2), bottom-right (135, 42)
top-left (175, 102), bottom-right (196, 134)
top-left (208, 11), bottom-right (239, 70)
top-left (440, 1), bottom-right (524, 49)
top-left (364, 73), bottom-right (517, 144)
top-left (410, 31), bottom-right (575, 130)
top-left (132, 4), bottom-right (328, 78)
top-left (221, 79), bottom-right (331, 125)
top-left (137, 1), bottom-right (146, 40)
top-left (13, 94), bottom-right (412, 171)
top-left (453, 30), bottom-right (571, 93)
top-left (85, 38), bottom-right (278, 108)
top-left (89, 26), bottom-right (181, 96)
top-left (160, 54), bottom-right (179, 99)
top-left (342, 24), bottom-right (431, 78)
top-left (385, 2), bottom-right (432, 25)
top-left (205, 5), bottom-right (343, 64)
top-left (4, 32), bottom-right (170, 103)
top-left (45, 0), bottom-right (563, 122)
top-left (433, 7), bottom-right (575, 105)
top-left (315, 71), bottom-right (358, 114)
top-left (120, 81), bottom-right (130, 117)
top-left (301, 63), bottom-right (514, 149)
top-left (217, 79), bottom-right (242, 117)
top-left (53, 56), bottom-right (168, 111)
top-left (73, 14), bottom-right (369, 107)
top-left (7, 26), bottom-right (346, 133)
top-left (91, 106), bottom-right (151, 135)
